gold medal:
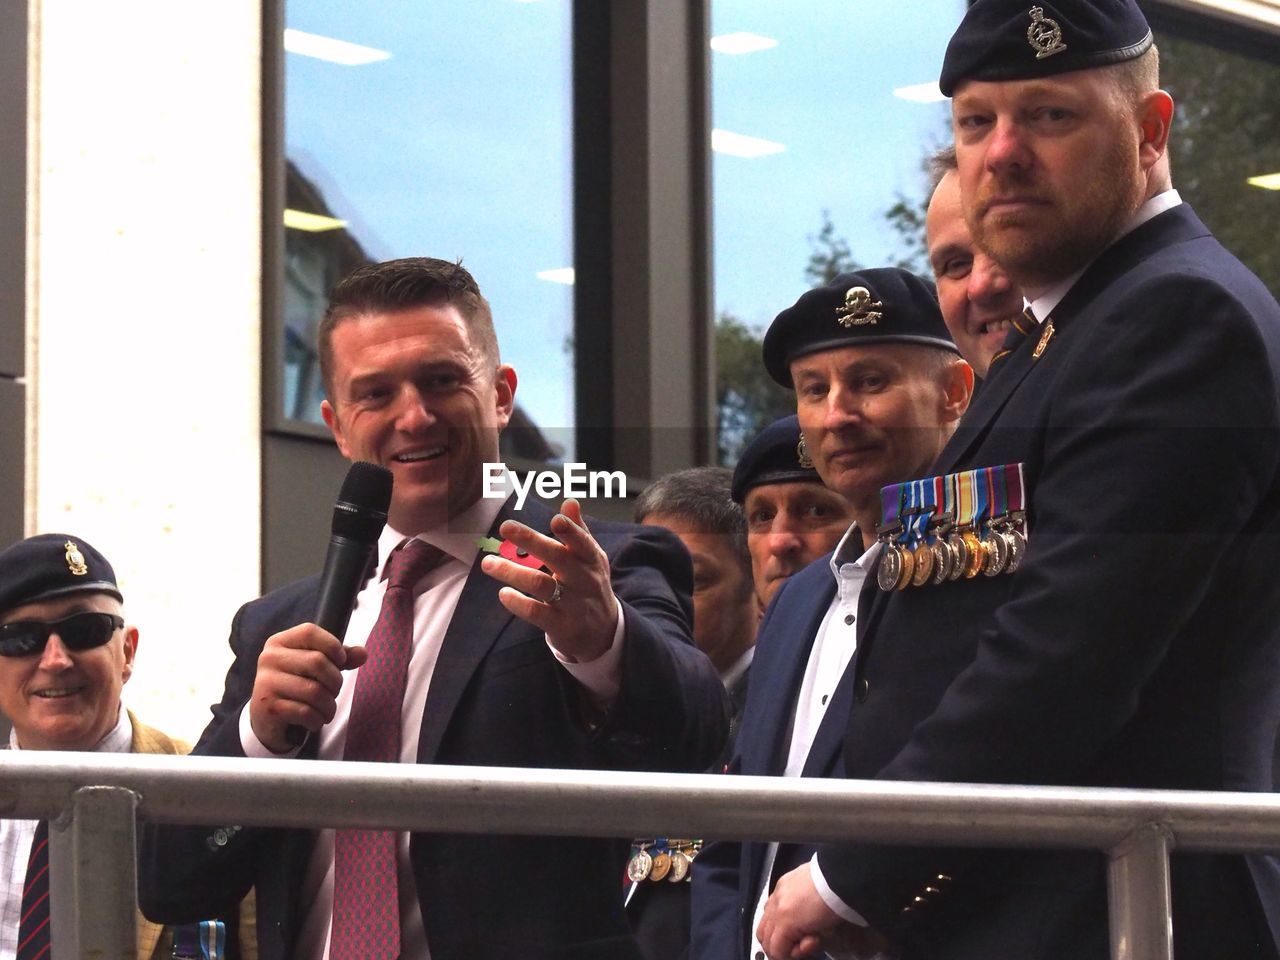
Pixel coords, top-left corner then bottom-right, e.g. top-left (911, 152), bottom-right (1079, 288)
top-left (877, 543), bottom-right (903, 591)
top-left (910, 542), bottom-right (934, 586)
top-left (961, 531), bottom-right (984, 578)
top-left (627, 849), bottom-right (653, 883)
top-left (896, 543), bottom-right (916, 590)
top-left (650, 851), bottom-right (672, 882)
top-left (982, 530), bottom-right (1009, 576)
top-left (668, 850), bottom-right (691, 882)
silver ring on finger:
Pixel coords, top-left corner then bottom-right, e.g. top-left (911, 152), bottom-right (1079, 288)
top-left (548, 578), bottom-right (565, 604)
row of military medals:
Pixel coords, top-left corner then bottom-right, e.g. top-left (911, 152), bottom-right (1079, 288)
top-left (628, 838), bottom-right (700, 884)
top-left (876, 464), bottom-right (1028, 591)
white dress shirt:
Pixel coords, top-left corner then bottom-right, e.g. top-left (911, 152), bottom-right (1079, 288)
top-left (237, 494), bottom-right (625, 960)
top-left (0, 708), bottom-right (133, 960)
top-left (749, 526), bottom-right (877, 960)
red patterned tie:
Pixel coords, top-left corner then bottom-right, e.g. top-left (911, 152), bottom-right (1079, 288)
top-left (17, 821), bottom-right (50, 960)
top-left (330, 538), bottom-right (446, 960)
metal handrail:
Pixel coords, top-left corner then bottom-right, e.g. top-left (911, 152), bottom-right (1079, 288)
top-left (4, 751), bottom-right (1280, 960)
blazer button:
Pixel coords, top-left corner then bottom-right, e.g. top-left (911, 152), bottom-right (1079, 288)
top-left (855, 678), bottom-right (870, 702)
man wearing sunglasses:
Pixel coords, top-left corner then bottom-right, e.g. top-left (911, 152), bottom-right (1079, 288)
top-left (0, 532), bottom-right (256, 960)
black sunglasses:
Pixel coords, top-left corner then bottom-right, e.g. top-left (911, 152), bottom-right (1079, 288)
top-left (0, 612), bottom-right (124, 658)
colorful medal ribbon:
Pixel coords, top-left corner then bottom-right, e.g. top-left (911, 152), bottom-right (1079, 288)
top-left (875, 481), bottom-right (909, 591)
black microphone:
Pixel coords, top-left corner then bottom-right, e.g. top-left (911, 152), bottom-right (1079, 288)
top-left (286, 460), bottom-right (393, 747)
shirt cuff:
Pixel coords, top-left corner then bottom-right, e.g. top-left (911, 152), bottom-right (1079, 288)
top-left (238, 704), bottom-right (302, 758)
top-left (549, 598), bottom-right (624, 706)
top-left (810, 854), bottom-right (869, 927)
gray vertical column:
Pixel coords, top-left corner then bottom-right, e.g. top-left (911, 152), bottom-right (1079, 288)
top-left (0, 0), bottom-right (27, 553)
top-left (49, 786), bottom-right (140, 960)
top-left (575, 0), bottom-right (714, 482)
top-left (1107, 822), bottom-right (1175, 960)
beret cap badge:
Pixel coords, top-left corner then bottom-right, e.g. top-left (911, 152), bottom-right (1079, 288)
top-left (796, 435), bottom-right (814, 470)
top-left (64, 540), bottom-right (89, 576)
top-left (1027, 6), bottom-right (1067, 59)
top-left (835, 286), bottom-right (883, 328)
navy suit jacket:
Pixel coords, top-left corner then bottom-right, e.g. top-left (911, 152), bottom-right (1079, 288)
top-left (138, 496), bottom-right (729, 960)
top-left (692, 551), bottom-right (859, 960)
top-left (817, 204), bottom-right (1280, 959)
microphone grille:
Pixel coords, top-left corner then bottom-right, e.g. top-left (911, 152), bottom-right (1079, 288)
top-left (332, 461), bottom-right (393, 542)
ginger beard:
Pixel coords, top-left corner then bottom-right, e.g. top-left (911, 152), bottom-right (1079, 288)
top-left (964, 123), bottom-right (1145, 291)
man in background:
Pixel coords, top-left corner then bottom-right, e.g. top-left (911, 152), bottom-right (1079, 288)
top-left (0, 533), bottom-right (254, 960)
top-left (925, 145), bottom-right (1023, 380)
top-left (731, 415), bottom-right (852, 618)
top-left (627, 466), bottom-right (756, 960)
top-left (693, 268), bottom-right (971, 960)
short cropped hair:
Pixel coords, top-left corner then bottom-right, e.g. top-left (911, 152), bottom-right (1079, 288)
top-left (927, 143), bottom-right (958, 198)
top-left (634, 467), bottom-right (751, 591)
top-left (1105, 44), bottom-right (1160, 111)
top-left (319, 257), bottom-right (500, 401)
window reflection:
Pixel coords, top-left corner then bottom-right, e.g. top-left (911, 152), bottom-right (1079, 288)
top-left (282, 1), bottom-right (574, 463)
top-left (709, 1), bottom-right (966, 463)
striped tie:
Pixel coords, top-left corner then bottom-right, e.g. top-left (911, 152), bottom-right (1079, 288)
top-left (330, 538), bottom-right (446, 960)
top-left (17, 820), bottom-right (51, 960)
top-left (986, 306), bottom-right (1039, 369)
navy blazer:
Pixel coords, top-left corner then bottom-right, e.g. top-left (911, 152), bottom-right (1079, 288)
top-left (692, 550), bottom-right (860, 960)
top-left (817, 205), bottom-right (1280, 959)
top-left (139, 496), bottom-right (729, 960)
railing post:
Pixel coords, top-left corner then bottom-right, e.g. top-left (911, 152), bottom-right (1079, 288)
top-left (1107, 821), bottom-right (1174, 960)
top-left (48, 785), bottom-right (140, 960)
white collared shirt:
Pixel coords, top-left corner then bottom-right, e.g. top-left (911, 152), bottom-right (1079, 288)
top-left (749, 526), bottom-right (877, 960)
top-left (1024, 190), bottom-right (1183, 322)
top-left (238, 494), bottom-right (625, 960)
top-left (0, 708), bottom-right (133, 960)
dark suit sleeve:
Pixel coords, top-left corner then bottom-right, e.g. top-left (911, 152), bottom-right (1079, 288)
top-left (138, 600), bottom-right (285, 923)
top-left (689, 766), bottom-right (745, 960)
top-left (598, 522), bottom-right (730, 772)
top-left (818, 275), bottom-right (1280, 931)
top-left (690, 577), bottom-right (798, 960)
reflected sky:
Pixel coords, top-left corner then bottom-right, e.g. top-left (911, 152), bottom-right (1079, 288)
top-left (285, 0), bottom-right (965, 445)
top-left (713, 0), bottom-right (964, 328)
top-left (286, 0), bottom-right (575, 448)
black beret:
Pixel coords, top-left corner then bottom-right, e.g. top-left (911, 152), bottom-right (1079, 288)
top-left (0, 533), bottom-right (122, 617)
top-left (940, 0), bottom-right (1152, 97)
top-left (763, 268), bottom-right (957, 387)
top-left (731, 416), bottom-right (823, 504)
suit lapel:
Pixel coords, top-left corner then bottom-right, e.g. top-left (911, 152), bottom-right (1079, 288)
top-left (934, 204), bottom-right (1210, 476)
top-left (414, 497), bottom-right (539, 765)
top-left (749, 572), bottom-right (837, 778)
top-left (743, 567), bottom-right (836, 903)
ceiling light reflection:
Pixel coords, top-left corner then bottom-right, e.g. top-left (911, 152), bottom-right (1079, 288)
top-left (712, 129), bottom-right (786, 159)
top-left (284, 209), bottom-right (348, 232)
top-left (536, 268), bottom-right (576, 285)
top-left (893, 82), bottom-right (947, 103)
top-left (1247, 172), bottom-right (1280, 190)
top-left (283, 28), bottom-right (391, 66)
top-left (710, 32), bottom-right (778, 55)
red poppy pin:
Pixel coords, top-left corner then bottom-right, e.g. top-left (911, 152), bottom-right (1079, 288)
top-left (475, 536), bottom-right (548, 571)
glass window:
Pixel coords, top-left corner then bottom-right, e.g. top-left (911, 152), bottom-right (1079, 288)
top-left (710, 0), bottom-right (968, 462)
top-left (281, 0), bottom-right (575, 463)
top-left (1157, 28), bottom-right (1280, 302)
